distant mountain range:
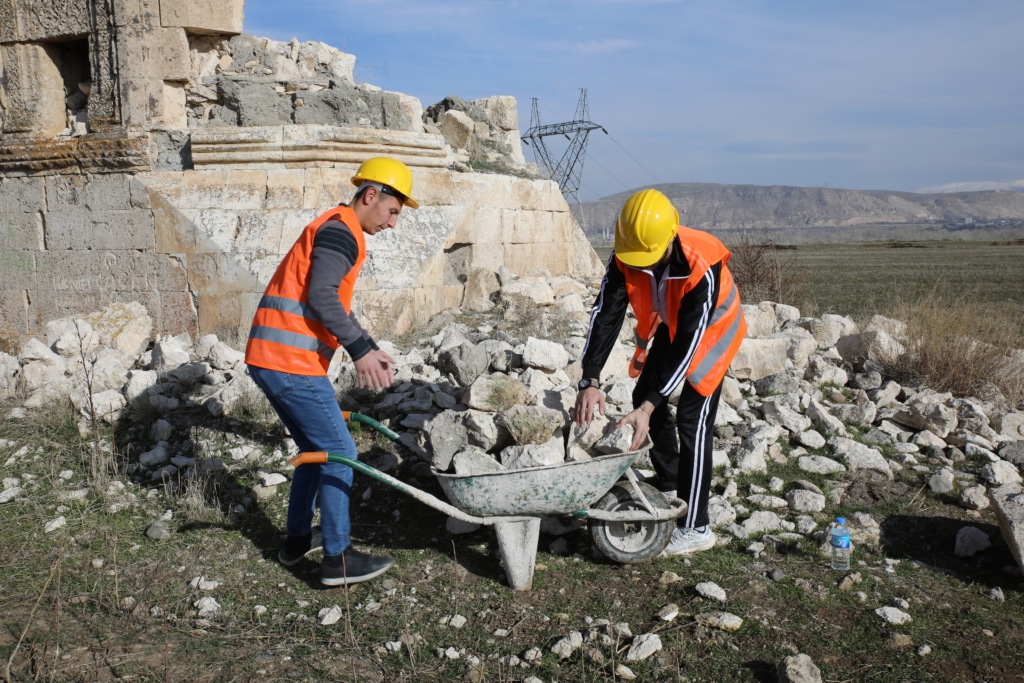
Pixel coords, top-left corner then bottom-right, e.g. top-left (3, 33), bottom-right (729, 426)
top-left (917, 180), bottom-right (1024, 194)
top-left (575, 183), bottom-right (1024, 244)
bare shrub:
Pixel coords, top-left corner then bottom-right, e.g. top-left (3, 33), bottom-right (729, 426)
top-left (883, 291), bottom-right (1024, 408)
top-left (726, 230), bottom-right (803, 306)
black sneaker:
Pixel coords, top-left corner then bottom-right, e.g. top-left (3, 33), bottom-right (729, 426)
top-left (321, 546), bottom-right (394, 586)
top-left (277, 526), bottom-right (323, 566)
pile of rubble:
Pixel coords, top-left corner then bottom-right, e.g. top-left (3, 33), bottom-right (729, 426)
top-left (2, 269), bottom-right (1024, 570)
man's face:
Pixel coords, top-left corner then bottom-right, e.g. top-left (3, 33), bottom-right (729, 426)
top-left (360, 189), bottom-right (404, 235)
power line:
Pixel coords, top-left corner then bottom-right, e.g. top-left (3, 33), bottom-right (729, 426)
top-left (603, 132), bottom-right (663, 187)
top-left (587, 92), bottom-right (665, 187)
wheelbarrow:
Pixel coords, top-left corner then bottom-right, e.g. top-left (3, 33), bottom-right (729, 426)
top-left (288, 412), bottom-right (687, 591)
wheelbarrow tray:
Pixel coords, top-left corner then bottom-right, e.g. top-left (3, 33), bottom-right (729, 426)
top-left (433, 450), bottom-right (640, 517)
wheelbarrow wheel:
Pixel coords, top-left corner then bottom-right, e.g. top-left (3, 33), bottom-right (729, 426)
top-left (588, 481), bottom-right (672, 564)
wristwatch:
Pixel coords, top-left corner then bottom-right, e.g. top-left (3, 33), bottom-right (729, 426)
top-left (577, 377), bottom-right (599, 391)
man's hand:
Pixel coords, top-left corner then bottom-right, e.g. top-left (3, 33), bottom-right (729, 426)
top-left (572, 387), bottom-right (606, 426)
top-left (617, 402), bottom-right (653, 451)
top-left (353, 349), bottom-right (396, 391)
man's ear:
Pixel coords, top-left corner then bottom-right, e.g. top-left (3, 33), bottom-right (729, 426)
top-left (359, 186), bottom-right (379, 205)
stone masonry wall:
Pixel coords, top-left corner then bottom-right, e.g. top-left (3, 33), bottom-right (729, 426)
top-left (1, 160), bottom-right (601, 345)
top-left (0, 0), bottom-right (598, 349)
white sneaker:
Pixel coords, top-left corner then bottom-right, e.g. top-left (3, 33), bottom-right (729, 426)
top-left (661, 526), bottom-right (716, 556)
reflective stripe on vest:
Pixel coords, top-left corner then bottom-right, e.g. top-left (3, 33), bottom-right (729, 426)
top-left (245, 205), bottom-right (366, 375)
top-left (618, 226), bottom-right (747, 396)
top-left (686, 286), bottom-right (745, 390)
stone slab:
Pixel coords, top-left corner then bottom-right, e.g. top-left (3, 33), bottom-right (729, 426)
top-left (0, 0), bottom-right (92, 42)
top-left (0, 177), bottom-right (46, 213)
top-left (989, 484), bottom-right (1024, 576)
top-left (83, 173), bottom-right (134, 211)
top-left (159, 0), bottom-right (244, 35)
top-left (117, 25), bottom-right (190, 82)
top-left (0, 212), bottom-right (44, 250)
top-left (26, 250), bottom-right (188, 293)
top-left (0, 288), bottom-right (28, 337)
top-left (0, 42), bottom-right (66, 136)
top-left (46, 209), bottom-right (156, 250)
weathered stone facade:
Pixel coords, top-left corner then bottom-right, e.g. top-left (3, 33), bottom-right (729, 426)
top-left (0, 0), bottom-right (601, 345)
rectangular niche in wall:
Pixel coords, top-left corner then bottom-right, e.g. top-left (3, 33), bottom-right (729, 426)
top-left (55, 38), bottom-right (92, 136)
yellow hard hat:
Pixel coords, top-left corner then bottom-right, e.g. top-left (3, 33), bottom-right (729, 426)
top-left (351, 157), bottom-right (419, 208)
top-left (614, 189), bottom-right (679, 267)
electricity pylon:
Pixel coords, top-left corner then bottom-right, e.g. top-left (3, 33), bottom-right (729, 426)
top-left (521, 88), bottom-right (607, 205)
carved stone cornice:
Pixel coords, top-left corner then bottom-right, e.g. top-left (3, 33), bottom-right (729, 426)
top-left (0, 130), bottom-right (150, 176)
top-left (189, 125), bottom-right (452, 170)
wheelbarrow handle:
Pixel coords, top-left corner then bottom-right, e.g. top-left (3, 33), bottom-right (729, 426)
top-left (288, 450), bottom-right (531, 527)
top-left (341, 411), bottom-right (401, 441)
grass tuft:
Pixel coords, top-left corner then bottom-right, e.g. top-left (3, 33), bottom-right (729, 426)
top-left (883, 290), bottom-right (1024, 408)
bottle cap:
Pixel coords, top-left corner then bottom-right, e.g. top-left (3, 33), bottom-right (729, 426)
top-left (836, 517), bottom-right (846, 524)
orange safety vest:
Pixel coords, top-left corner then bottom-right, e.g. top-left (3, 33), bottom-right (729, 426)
top-left (245, 205), bottom-right (366, 375)
top-left (620, 226), bottom-right (747, 396)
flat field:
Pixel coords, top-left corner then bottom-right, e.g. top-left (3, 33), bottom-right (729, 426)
top-left (597, 240), bottom-right (1024, 323)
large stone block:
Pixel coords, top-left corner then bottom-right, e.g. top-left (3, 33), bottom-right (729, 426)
top-left (480, 95), bottom-right (519, 132)
top-left (110, 0), bottom-right (163, 28)
top-left (150, 288), bottom-right (198, 337)
top-left (217, 170), bottom-right (270, 210)
top-left (118, 25), bottom-right (189, 82)
top-left (83, 173), bottom-right (134, 211)
top-left (0, 246), bottom-right (37, 289)
top-left (266, 169), bottom-right (305, 207)
top-left (989, 484), bottom-right (1024, 576)
top-left (0, 212), bottom-right (44, 250)
top-left (190, 210), bottom-right (241, 252)
top-left (160, 81), bottom-right (188, 128)
top-left (465, 242), bottom-right (504, 273)
top-left (0, 288), bottom-right (28, 337)
top-left (439, 110), bottom-right (474, 151)
top-left (0, 42), bottom-right (66, 136)
top-left (233, 211), bottom-right (282, 253)
top-left (156, 169), bottom-right (226, 208)
top-left (44, 174), bottom-right (88, 210)
top-left (197, 291), bottom-right (246, 340)
top-left (358, 283), bottom-right (463, 338)
top-left (0, 177), bottom-right (46, 213)
top-left (503, 241), bottom-right (571, 275)
top-left (24, 288), bottom-right (151, 332)
top-left (29, 250), bottom-right (188, 294)
top-left (159, 0), bottom-right (244, 35)
top-left (731, 337), bottom-right (789, 381)
top-left (46, 209), bottom-right (156, 250)
top-left (120, 78), bottom-right (162, 128)
top-left (152, 197), bottom-right (198, 253)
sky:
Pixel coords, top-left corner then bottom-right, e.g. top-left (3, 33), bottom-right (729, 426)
top-left (242, 0), bottom-right (1024, 201)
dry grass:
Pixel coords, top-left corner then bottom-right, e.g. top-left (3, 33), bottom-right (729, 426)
top-left (883, 290), bottom-right (1024, 407)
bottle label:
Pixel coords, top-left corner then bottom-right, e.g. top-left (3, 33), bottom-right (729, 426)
top-left (831, 535), bottom-right (851, 549)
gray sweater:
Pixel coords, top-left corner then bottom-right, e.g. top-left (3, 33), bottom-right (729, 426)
top-left (307, 218), bottom-right (376, 361)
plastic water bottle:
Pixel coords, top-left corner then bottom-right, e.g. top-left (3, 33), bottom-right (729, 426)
top-left (830, 517), bottom-right (852, 570)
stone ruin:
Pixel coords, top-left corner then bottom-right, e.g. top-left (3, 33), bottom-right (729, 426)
top-left (0, 0), bottom-right (601, 347)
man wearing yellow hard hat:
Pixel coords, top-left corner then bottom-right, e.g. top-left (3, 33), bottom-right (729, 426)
top-left (245, 157), bottom-right (418, 585)
top-left (573, 189), bottom-right (746, 555)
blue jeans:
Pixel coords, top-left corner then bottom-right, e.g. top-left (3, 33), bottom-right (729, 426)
top-left (247, 365), bottom-right (358, 557)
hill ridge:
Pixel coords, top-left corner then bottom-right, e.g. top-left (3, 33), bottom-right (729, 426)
top-left (577, 182), bottom-right (1024, 243)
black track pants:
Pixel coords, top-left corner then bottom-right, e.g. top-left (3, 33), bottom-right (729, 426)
top-left (634, 365), bottom-right (722, 530)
